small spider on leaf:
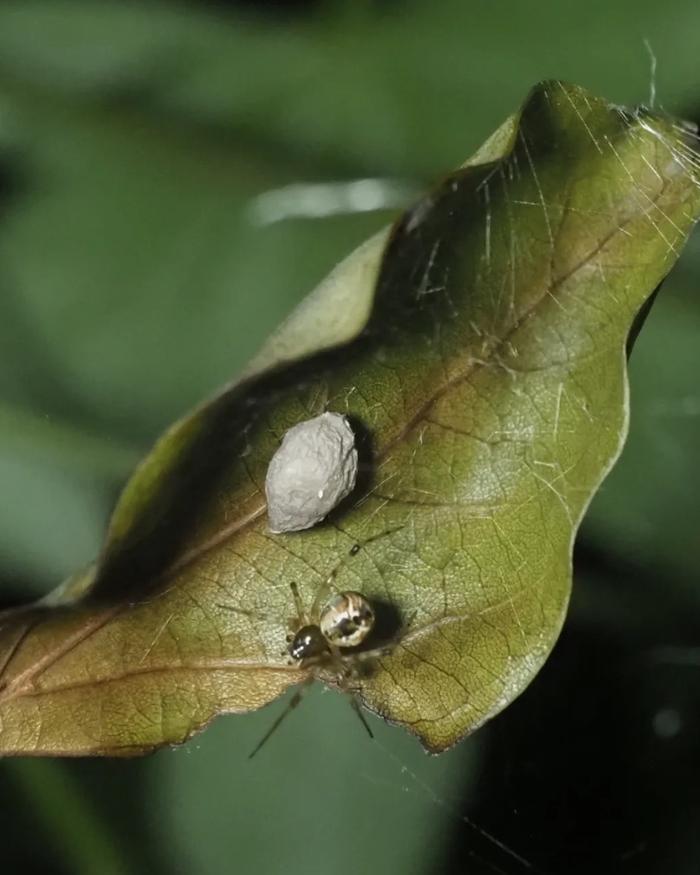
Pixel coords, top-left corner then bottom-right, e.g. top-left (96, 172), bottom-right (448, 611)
top-left (220, 568), bottom-right (401, 756)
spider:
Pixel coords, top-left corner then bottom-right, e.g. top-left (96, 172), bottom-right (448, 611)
top-left (219, 538), bottom-right (408, 756)
top-left (248, 579), bottom-right (382, 757)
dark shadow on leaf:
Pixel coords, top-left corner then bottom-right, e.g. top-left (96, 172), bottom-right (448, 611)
top-left (364, 596), bottom-right (405, 650)
top-left (324, 413), bottom-right (376, 526)
top-left (626, 283), bottom-right (661, 359)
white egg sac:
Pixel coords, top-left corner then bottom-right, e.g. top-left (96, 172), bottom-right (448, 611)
top-left (265, 411), bottom-right (358, 533)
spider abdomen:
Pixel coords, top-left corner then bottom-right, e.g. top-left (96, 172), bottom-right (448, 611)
top-left (320, 591), bottom-right (375, 648)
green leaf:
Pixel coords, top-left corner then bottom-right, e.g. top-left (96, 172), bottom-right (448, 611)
top-left (583, 270), bottom-right (700, 592)
top-left (0, 403), bottom-right (137, 587)
top-left (3, 0), bottom-right (700, 176)
top-left (0, 75), bottom-right (390, 446)
top-left (149, 689), bottom-right (481, 875)
top-left (0, 81), bottom-right (698, 756)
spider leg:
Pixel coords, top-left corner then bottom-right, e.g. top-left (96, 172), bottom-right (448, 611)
top-left (289, 581), bottom-right (309, 625)
top-left (348, 695), bottom-right (374, 740)
top-left (248, 675), bottom-right (314, 759)
top-left (308, 567), bottom-right (339, 618)
top-left (216, 603), bottom-right (268, 621)
top-left (352, 644), bottom-right (394, 663)
top-left (328, 646), bottom-right (374, 740)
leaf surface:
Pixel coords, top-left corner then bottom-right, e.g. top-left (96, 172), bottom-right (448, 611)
top-left (1, 81), bottom-right (699, 755)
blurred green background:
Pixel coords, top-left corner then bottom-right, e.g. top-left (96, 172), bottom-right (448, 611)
top-left (1, 1), bottom-right (699, 873)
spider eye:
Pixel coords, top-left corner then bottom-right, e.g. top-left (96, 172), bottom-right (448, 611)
top-left (319, 591), bottom-right (375, 648)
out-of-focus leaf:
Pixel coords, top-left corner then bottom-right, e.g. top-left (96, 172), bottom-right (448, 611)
top-left (150, 688), bottom-right (481, 875)
top-left (0, 82), bottom-right (698, 756)
top-left (0, 78), bottom-right (390, 444)
top-left (0, 404), bottom-right (137, 587)
top-left (2, 0), bottom-right (700, 175)
top-left (584, 274), bottom-right (700, 592)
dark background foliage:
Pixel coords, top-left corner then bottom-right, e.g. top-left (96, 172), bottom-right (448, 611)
top-left (0, 1), bottom-right (699, 873)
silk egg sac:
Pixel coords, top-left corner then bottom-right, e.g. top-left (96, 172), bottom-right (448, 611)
top-left (265, 411), bottom-right (358, 533)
